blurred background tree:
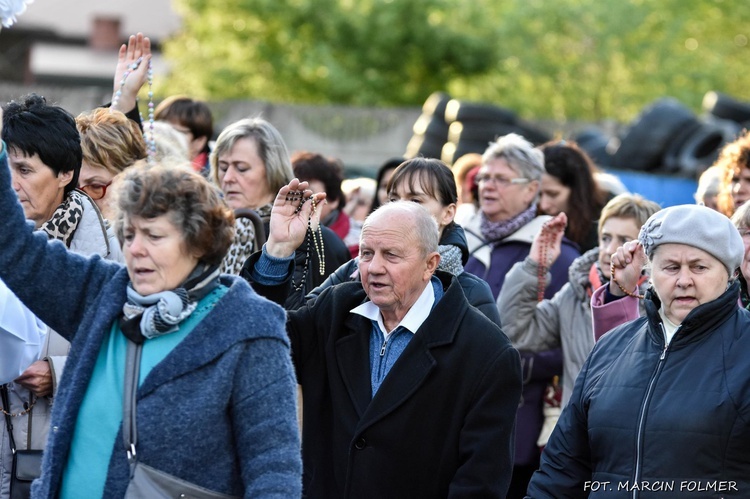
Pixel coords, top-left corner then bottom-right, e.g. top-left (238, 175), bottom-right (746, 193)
top-left (163, 0), bottom-right (750, 122)
top-left (163, 0), bottom-right (498, 106)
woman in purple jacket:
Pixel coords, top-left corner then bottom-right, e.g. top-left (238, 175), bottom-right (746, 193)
top-left (462, 133), bottom-right (579, 497)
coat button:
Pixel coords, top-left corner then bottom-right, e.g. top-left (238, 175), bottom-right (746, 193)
top-left (354, 437), bottom-right (366, 450)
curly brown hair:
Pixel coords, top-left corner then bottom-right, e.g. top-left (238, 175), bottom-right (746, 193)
top-left (713, 129), bottom-right (750, 216)
top-left (114, 163), bottom-right (235, 265)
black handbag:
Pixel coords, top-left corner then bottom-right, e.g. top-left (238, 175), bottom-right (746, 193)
top-left (1, 385), bottom-right (43, 499)
top-left (10, 450), bottom-right (43, 499)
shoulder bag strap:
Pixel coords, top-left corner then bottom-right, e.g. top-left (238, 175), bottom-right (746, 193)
top-left (1, 384), bottom-right (17, 455)
top-left (463, 226), bottom-right (494, 257)
top-left (122, 339), bottom-right (143, 474)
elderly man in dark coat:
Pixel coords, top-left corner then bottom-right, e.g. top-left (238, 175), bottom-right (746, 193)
top-left (243, 180), bottom-right (523, 499)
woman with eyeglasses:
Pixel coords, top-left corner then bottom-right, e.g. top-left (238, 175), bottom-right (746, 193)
top-left (462, 133), bottom-right (581, 499)
top-left (464, 133), bottom-right (580, 298)
top-left (76, 107), bottom-right (147, 221)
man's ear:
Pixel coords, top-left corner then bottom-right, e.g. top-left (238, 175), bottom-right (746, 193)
top-left (424, 251), bottom-right (440, 280)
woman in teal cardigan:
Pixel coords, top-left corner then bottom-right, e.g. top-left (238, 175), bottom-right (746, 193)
top-left (0, 136), bottom-right (301, 498)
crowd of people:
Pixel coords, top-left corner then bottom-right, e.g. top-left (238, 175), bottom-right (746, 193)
top-left (2, 30), bottom-right (750, 499)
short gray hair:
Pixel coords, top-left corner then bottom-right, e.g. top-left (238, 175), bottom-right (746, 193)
top-left (209, 117), bottom-right (294, 193)
top-left (482, 133), bottom-right (545, 182)
top-left (362, 201), bottom-right (439, 257)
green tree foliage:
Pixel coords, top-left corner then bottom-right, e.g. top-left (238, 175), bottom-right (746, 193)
top-left (456, 0), bottom-right (750, 121)
top-left (163, 0), bottom-right (750, 121)
top-left (163, 0), bottom-right (498, 106)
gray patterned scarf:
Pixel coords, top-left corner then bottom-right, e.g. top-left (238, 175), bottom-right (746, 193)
top-left (438, 245), bottom-right (464, 276)
top-left (120, 264), bottom-right (221, 344)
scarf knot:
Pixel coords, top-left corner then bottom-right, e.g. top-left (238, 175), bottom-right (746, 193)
top-left (120, 264), bottom-right (221, 344)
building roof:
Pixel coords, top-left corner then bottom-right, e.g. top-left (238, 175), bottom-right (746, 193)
top-left (7, 0), bottom-right (180, 83)
top-left (13, 0), bottom-right (181, 40)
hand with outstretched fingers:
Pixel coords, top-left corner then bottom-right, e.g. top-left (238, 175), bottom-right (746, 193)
top-left (265, 178), bottom-right (327, 258)
top-left (111, 32), bottom-right (152, 114)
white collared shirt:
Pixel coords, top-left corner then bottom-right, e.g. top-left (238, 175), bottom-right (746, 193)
top-left (351, 280), bottom-right (436, 340)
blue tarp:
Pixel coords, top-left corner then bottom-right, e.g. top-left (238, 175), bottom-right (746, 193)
top-left (604, 168), bottom-right (698, 208)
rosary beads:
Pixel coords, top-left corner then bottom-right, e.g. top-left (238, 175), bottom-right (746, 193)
top-left (609, 261), bottom-right (645, 299)
top-left (288, 191), bottom-right (326, 292)
top-left (0, 394), bottom-right (36, 417)
top-left (111, 56), bottom-right (156, 162)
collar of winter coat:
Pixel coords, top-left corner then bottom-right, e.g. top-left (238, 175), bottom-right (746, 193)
top-left (69, 192), bottom-right (113, 258)
top-left (440, 223), bottom-right (470, 265)
top-left (465, 214), bottom-right (552, 267)
top-left (569, 247), bottom-right (600, 301)
top-left (643, 280), bottom-right (740, 349)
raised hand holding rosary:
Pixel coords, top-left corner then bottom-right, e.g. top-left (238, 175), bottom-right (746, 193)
top-left (536, 219), bottom-right (564, 302)
top-left (287, 190), bottom-right (326, 291)
top-left (110, 56), bottom-right (156, 162)
top-left (609, 261), bottom-right (645, 299)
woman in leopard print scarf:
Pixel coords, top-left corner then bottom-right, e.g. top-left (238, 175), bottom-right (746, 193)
top-left (1, 94), bottom-right (123, 499)
top-left (209, 119), bottom-right (293, 275)
top-left (210, 119), bottom-right (352, 305)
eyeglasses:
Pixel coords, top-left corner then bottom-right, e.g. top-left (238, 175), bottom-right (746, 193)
top-left (79, 181), bottom-right (112, 201)
top-left (475, 174), bottom-right (530, 187)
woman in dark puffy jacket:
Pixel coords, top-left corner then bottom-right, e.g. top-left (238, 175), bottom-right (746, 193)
top-left (307, 157), bottom-right (500, 326)
top-left (528, 204), bottom-right (750, 498)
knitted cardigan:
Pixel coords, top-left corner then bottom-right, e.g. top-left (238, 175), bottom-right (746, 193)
top-left (0, 143), bottom-right (302, 498)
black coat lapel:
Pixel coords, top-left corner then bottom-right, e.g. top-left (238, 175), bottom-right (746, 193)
top-left (357, 333), bottom-right (436, 431)
top-left (335, 314), bottom-right (373, 418)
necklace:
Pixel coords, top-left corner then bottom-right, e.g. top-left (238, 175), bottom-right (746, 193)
top-left (609, 262), bottom-right (645, 299)
top-left (290, 193), bottom-right (326, 292)
top-left (111, 56), bottom-right (156, 162)
top-left (536, 220), bottom-right (563, 302)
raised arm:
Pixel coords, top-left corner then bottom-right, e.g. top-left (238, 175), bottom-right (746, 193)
top-left (265, 179), bottom-right (326, 259)
top-left (590, 240), bottom-right (646, 341)
top-left (111, 33), bottom-right (152, 114)
top-left (530, 212), bottom-right (567, 270)
top-left (0, 139), bottom-right (121, 338)
top-left (498, 213), bottom-right (567, 350)
top-left (241, 179), bottom-right (326, 302)
top-left (608, 240), bottom-right (647, 299)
